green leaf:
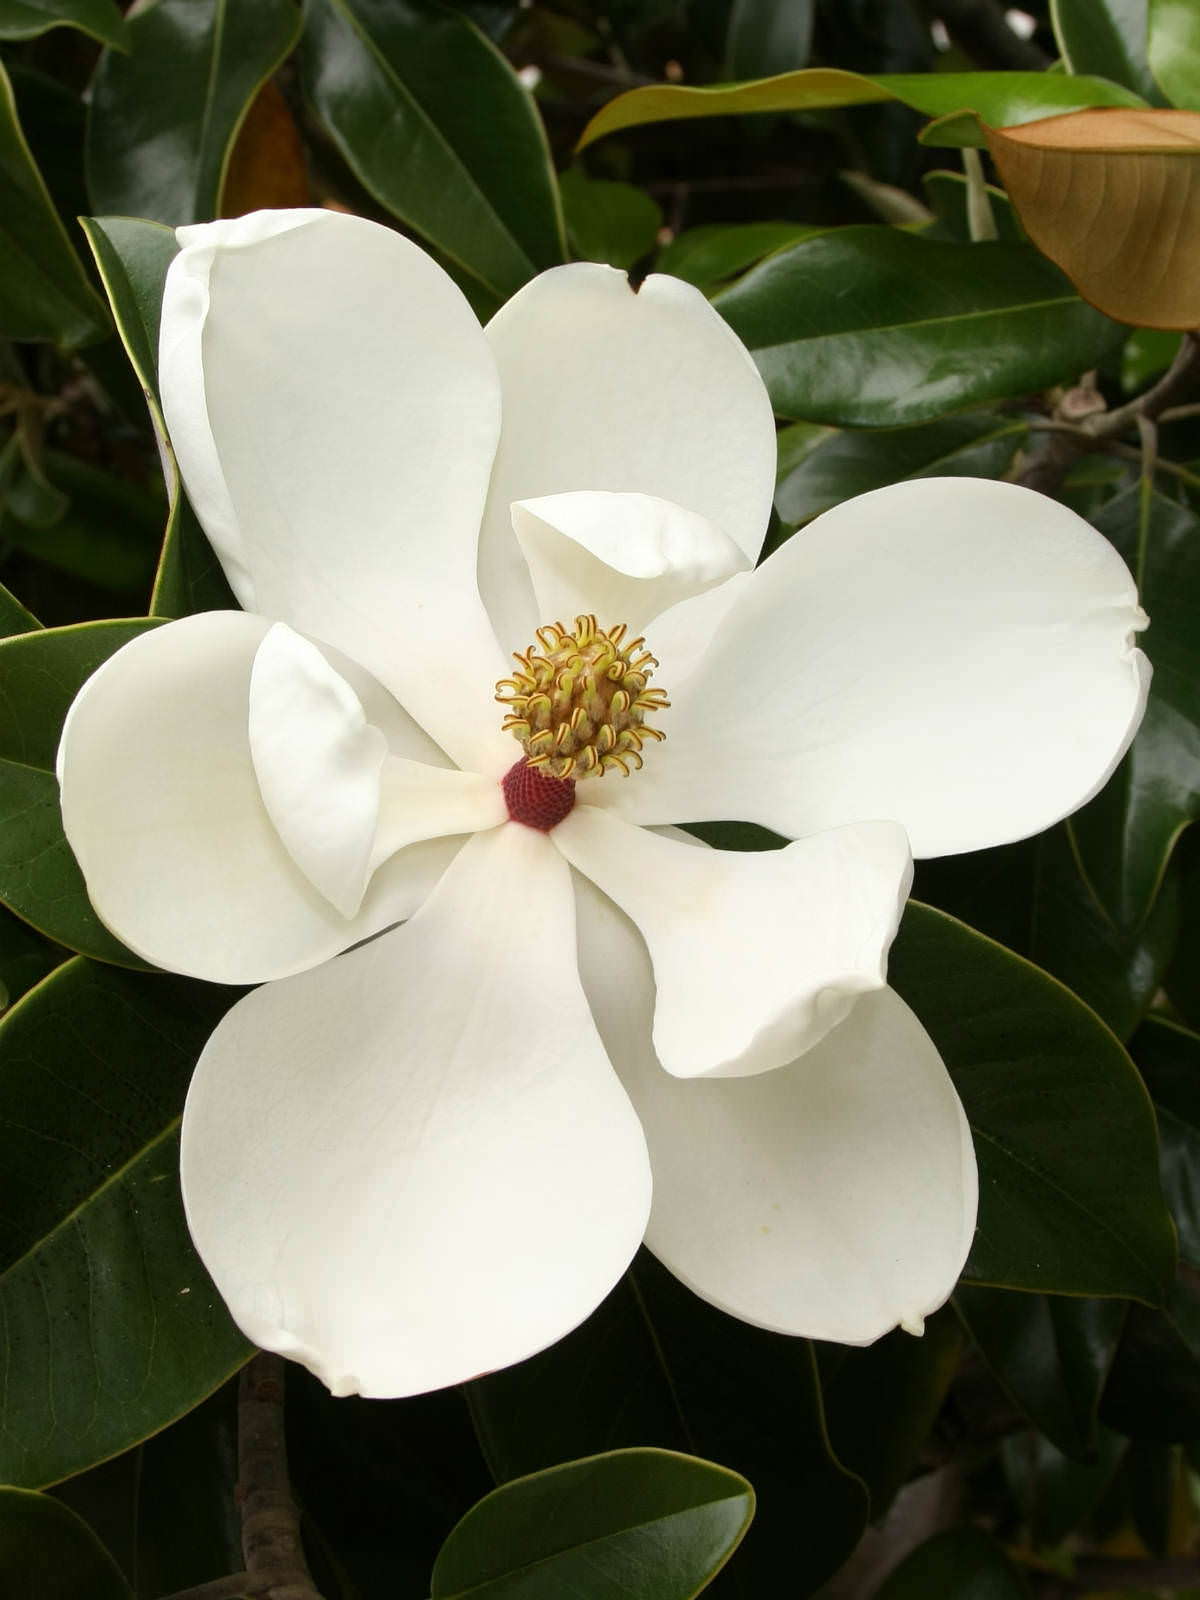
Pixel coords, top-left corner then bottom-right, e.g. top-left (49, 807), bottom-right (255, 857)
top-left (1051, 0), bottom-right (1163, 104)
top-left (86, 0), bottom-right (302, 226)
top-left (0, 579), bottom-right (40, 637)
top-left (468, 1257), bottom-right (870, 1599)
top-left (431, 1448), bottom-right (753, 1600)
top-left (80, 215), bottom-right (178, 415)
top-left (82, 216), bottom-right (238, 617)
top-left (1070, 487), bottom-right (1200, 931)
top-left (1130, 1016), bottom-right (1200, 1268)
top-left (0, 60), bottom-right (109, 346)
top-left (713, 229), bottom-right (1119, 427)
top-left (724, 0), bottom-right (813, 79)
top-left (1122, 327), bottom-right (1181, 392)
top-left (1148, 0), bottom-right (1200, 109)
top-left (302, 0), bottom-right (564, 297)
top-left (0, 903), bottom-right (60, 1012)
top-left (577, 67), bottom-right (1146, 152)
top-left (921, 168), bottom-right (1024, 243)
top-left (955, 1288), bottom-right (1126, 1458)
top-left (656, 220), bottom-right (821, 291)
top-left (0, 958), bottom-right (249, 1486)
top-left (889, 901), bottom-right (1176, 1303)
top-left (559, 168), bottom-right (661, 270)
top-left (1002, 1427), bottom-right (1128, 1548)
top-left (0, 618), bottom-right (163, 965)
top-left (816, 1309), bottom-right (964, 1515)
top-left (0, 1487), bottom-right (131, 1598)
top-left (774, 412), bottom-right (1027, 528)
top-left (0, 0), bottom-right (127, 45)
top-left (874, 1527), bottom-right (1029, 1600)
top-left (1101, 1271), bottom-right (1200, 1440)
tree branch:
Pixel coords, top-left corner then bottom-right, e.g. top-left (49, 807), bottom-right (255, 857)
top-left (237, 1353), bottom-right (323, 1600)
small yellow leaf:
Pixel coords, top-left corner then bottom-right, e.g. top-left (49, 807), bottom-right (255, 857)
top-left (985, 108), bottom-right (1200, 329)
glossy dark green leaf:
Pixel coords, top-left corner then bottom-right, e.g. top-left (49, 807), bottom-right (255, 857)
top-left (1165, 823), bottom-right (1200, 1030)
top-left (1148, 0), bottom-right (1200, 110)
top-left (725, 0), bottom-right (813, 78)
top-left (774, 412), bottom-right (1026, 528)
top-left (1130, 1016), bottom-right (1200, 1268)
top-left (80, 215), bottom-right (178, 414)
top-left (0, 903), bottom-right (59, 1012)
top-left (1122, 327), bottom-right (1182, 392)
top-left (914, 824), bottom-right (1179, 1043)
top-left (714, 230), bottom-right (1119, 427)
top-left (655, 220), bottom-right (820, 291)
top-left (0, 958), bottom-right (249, 1486)
top-left (890, 902), bottom-right (1176, 1303)
top-left (816, 1308), bottom-right (964, 1515)
top-left (1101, 1270), bottom-right (1200, 1440)
top-left (0, 618), bottom-right (162, 964)
top-left (468, 1256), bottom-right (868, 1600)
top-left (1052, 0), bottom-right (1162, 103)
top-left (302, 0), bottom-right (564, 297)
top-left (955, 1288), bottom-right (1125, 1458)
top-left (1070, 487), bottom-right (1200, 931)
top-left (0, 0), bottom-right (127, 45)
top-left (82, 216), bottom-right (238, 618)
top-left (431, 1448), bottom-right (753, 1600)
top-left (577, 68), bottom-right (1146, 152)
top-left (53, 1383), bottom-right (243, 1598)
top-left (0, 61), bottom-right (108, 346)
top-left (0, 580), bottom-right (40, 637)
top-left (559, 168), bottom-right (660, 270)
top-left (0, 1486), bottom-right (131, 1598)
top-left (874, 1527), bottom-right (1029, 1600)
top-left (86, 0), bottom-right (301, 226)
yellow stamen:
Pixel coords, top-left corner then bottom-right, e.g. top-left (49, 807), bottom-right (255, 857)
top-left (495, 613), bottom-right (670, 779)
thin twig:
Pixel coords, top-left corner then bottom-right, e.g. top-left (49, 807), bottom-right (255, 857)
top-left (1017, 332), bottom-right (1200, 494)
top-left (237, 1353), bottom-right (323, 1600)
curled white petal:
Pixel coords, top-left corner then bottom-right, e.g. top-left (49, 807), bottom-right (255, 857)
top-left (511, 491), bottom-right (749, 644)
top-left (555, 805), bottom-right (912, 1077)
top-left (479, 263), bottom-right (777, 647)
top-left (575, 876), bottom-right (979, 1343)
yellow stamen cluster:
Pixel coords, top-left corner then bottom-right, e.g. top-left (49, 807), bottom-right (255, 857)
top-left (495, 614), bottom-right (670, 779)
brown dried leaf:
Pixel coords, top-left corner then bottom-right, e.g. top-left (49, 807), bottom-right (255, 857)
top-left (220, 80), bottom-right (309, 218)
top-left (986, 108), bottom-right (1200, 329)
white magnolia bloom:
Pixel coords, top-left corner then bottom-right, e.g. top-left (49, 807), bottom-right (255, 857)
top-left (58, 209), bottom-right (1148, 1399)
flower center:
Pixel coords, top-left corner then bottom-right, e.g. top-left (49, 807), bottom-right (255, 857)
top-left (495, 613), bottom-right (670, 781)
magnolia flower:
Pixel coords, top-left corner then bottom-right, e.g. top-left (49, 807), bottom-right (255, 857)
top-left (58, 209), bottom-right (1148, 1399)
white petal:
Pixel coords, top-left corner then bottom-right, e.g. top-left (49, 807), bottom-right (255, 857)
top-left (250, 623), bottom-right (388, 919)
top-left (59, 612), bottom-right (461, 983)
top-left (511, 491), bottom-right (749, 639)
top-left (479, 264), bottom-right (776, 649)
top-left (181, 823), bottom-right (652, 1399)
top-left (575, 876), bottom-right (978, 1344)
top-left (372, 759), bottom-right (508, 869)
top-left (554, 805), bottom-right (912, 1077)
top-left (160, 208), bottom-right (510, 772)
top-left (604, 478), bottom-right (1150, 857)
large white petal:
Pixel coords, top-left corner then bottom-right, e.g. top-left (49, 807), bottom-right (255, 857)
top-left (601, 478), bottom-right (1150, 857)
top-left (556, 806), bottom-right (911, 1077)
top-left (511, 491), bottom-right (749, 639)
top-left (159, 208), bottom-right (510, 772)
top-left (479, 264), bottom-right (777, 649)
top-left (59, 612), bottom-right (461, 984)
top-left (575, 876), bottom-right (978, 1344)
top-left (181, 823), bottom-right (652, 1399)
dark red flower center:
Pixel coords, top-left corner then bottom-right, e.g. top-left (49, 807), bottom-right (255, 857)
top-left (502, 757), bottom-right (576, 832)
